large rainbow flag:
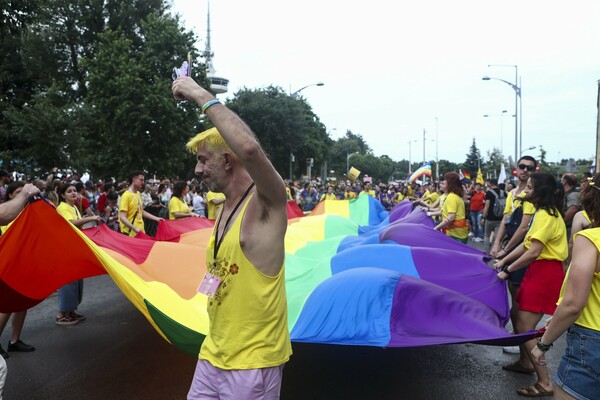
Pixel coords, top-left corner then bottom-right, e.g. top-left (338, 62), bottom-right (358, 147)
top-left (0, 196), bottom-right (538, 356)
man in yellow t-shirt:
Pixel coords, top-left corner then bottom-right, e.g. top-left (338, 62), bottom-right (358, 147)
top-left (491, 155), bottom-right (538, 260)
top-left (119, 171), bottom-right (162, 236)
top-left (360, 182), bottom-right (376, 198)
top-left (320, 186), bottom-right (337, 201)
top-left (206, 191), bottom-right (226, 219)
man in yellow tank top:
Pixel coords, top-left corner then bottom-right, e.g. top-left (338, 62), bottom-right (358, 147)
top-left (173, 77), bottom-right (291, 399)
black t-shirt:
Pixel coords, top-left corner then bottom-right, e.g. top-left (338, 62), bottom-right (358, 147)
top-left (484, 188), bottom-right (504, 221)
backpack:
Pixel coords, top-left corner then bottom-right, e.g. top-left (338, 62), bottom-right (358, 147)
top-left (490, 189), bottom-right (506, 219)
top-left (504, 205), bottom-right (523, 239)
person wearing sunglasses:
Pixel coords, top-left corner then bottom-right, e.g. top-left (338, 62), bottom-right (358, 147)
top-left (491, 156), bottom-right (540, 357)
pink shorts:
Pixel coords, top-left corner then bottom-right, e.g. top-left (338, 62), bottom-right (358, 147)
top-left (187, 359), bottom-right (285, 400)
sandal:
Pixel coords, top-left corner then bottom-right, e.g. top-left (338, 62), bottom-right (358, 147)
top-left (517, 383), bottom-right (554, 397)
top-left (502, 361), bottom-right (535, 374)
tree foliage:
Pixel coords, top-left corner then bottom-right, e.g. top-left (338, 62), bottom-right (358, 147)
top-left (0, 0), bottom-right (205, 179)
top-left (483, 147), bottom-right (507, 180)
top-left (462, 138), bottom-right (483, 178)
top-left (226, 86), bottom-right (330, 179)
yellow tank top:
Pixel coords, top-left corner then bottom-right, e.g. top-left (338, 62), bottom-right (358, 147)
top-left (558, 228), bottom-right (600, 331)
top-left (200, 193), bottom-right (292, 369)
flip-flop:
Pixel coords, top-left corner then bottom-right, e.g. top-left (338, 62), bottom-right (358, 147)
top-left (502, 361), bottom-right (535, 374)
top-left (517, 383), bottom-right (554, 397)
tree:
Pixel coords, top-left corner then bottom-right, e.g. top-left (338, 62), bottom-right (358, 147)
top-left (0, 1), bottom-right (204, 179)
top-left (226, 86), bottom-right (330, 179)
top-left (463, 138), bottom-right (483, 178)
top-left (436, 159), bottom-right (461, 179)
top-left (328, 130), bottom-right (372, 178)
top-left (483, 147), bottom-right (507, 180)
top-left (81, 14), bottom-right (204, 179)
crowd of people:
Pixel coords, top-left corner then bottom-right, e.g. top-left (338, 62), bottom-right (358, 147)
top-left (1, 80), bottom-right (598, 398)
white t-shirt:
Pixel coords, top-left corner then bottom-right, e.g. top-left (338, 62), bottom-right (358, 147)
top-left (192, 193), bottom-right (205, 216)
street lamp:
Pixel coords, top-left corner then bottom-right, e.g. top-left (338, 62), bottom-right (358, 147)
top-left (346, 151), bottom-right (359, 174)
top-left (291, 82), bottom-right (324, 97)
top-left (520, 145), bottom-right (536, 156)
top-left (482, 64), bottom-right (521, 165)
top-left (483, 110), bottom-right (509, 154)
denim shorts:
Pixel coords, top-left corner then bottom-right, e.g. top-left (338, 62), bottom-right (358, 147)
top-left (555, 324), bottom-right (600, 400)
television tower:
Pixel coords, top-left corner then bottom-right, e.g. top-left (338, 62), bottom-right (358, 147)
top-left (201, 1), bottom-right (228, 94)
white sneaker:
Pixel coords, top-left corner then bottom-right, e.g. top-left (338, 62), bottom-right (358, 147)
top-left (468, 232), bottom-right (474, 237)
top-left (502, 346), bottom-right (520, 354)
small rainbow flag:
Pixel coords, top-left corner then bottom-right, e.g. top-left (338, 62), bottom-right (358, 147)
top-left (460, 170), bottom-right (472, 181)
top-left (408, 164), bottom-right (432, 183)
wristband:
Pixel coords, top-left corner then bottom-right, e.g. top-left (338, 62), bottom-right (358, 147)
top-left (536, 339), bottom-right (552, 352)
top-left (501, 264), bottom-right (510, 274)
top-left (201, 99), bottom-right (221, 113)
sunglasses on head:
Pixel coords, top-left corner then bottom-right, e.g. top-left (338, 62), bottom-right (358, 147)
top-left (518, 164), bottom-right (535, 171)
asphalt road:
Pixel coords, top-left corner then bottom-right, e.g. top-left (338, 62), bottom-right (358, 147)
top-left (2, 243), bottom-right (566, 400)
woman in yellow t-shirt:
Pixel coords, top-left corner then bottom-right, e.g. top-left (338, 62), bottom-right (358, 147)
top-left (433, 172), bottom-right (468, 243)
top-left (169, 181), bottom-right (198, 220)
top-left (494, 173), bottom-right (567, 397)
top-left (531, 173), bottom-right (600, 399)
top-left (55, 183), bottom-right (101, 326)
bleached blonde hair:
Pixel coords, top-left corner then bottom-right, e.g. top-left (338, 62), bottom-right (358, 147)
top-left (186, 127), bottom-right (233, 155)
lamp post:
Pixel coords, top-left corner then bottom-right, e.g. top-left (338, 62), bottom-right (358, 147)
top-left (346, 151), bottom-right (359, 174)
top-left (407, 140), bottom-right (417, 174)
top-left (422, 129), bottom-right (427, 164)
top-left (434, 117), bottom-right (439, 181)
top-left (482, 64), bottom-right (521, 165)
top-left (483, 110), bottom-right (508, 154)
top-left (291, 82), bottom-right (324, 97)
top-left (289, 152), bottom-right (295, 179)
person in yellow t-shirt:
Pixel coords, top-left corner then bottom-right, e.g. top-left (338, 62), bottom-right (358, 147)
top-left (119, 171), bottom-right (162, 236)
top-left (490, 156), bottom-right (538, 359)
top-left (491, 155), bottom-right (538, 259)
top-left (206, 191), bottom-right (226, 219)
top-left (495, 173), bottom-right (567, 397)
top-left (169, 181), bottom-right (198, 220)
top-left (420, 184), bottom-right (433, 204)
top-left (55, 182), bottom-right (102, 326)
top-left (434, 172), bottom-right (468, 242)
top-left (531, 173), bottom-right (600, 400)
top-left (320, 186), bottom-right (337, 201)
top-left (360, 182), bottom-right (376, 198)
top-left (173, 76), bottom-right (291, 399)
top-left (343, 185), bottom-right (357, 200)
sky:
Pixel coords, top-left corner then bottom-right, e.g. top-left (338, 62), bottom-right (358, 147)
top-left (171, 0), bottom-right (600, 166)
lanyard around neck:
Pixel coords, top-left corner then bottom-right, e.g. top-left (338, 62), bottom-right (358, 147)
top-left (213, 182), bottom-right (255, 260)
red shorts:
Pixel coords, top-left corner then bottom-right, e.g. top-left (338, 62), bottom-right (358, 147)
top-left (516, 259), bottom-right (565, 315)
